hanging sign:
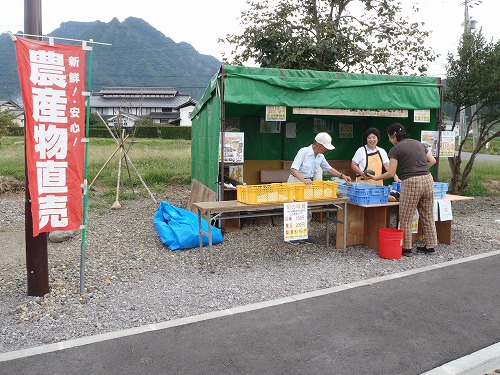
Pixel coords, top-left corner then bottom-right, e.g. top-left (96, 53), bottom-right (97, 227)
top-left (15, 37), bottom-right (87, 236)
top-left (414, 109), bottom-right (431, 123)
top-left (284, 201), bottom-right (308, 241)
top-left (293, 108), bottom-right (408, 118)
top-left (266, 105), bottom-right (286, 121)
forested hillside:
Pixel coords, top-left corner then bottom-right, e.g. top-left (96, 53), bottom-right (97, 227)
top-left (0, 17), bottom-right (221, 102)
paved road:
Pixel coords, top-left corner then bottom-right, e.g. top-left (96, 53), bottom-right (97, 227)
top-left (455, 151), bottom-right (500, 162)
top-left (1, 252), bottom-right (499, 375)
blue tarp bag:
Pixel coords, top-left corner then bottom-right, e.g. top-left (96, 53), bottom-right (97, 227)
top-left (153, 201), bottom-right (223, 250)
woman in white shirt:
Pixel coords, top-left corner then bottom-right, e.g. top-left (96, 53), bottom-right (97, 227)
top-left (351, 127), bottom-right (400, 185)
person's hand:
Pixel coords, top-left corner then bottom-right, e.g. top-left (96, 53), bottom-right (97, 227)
top-left (343, 175), bottom-right (352, 183)
top-left (365, 173), bottom-right (378, 181)
top-left (363, 169), bottom-right (375, 180)
top-left (303, 178), bottom-right (313, 185)
top-left (394, 175), bottom-right (401, 182)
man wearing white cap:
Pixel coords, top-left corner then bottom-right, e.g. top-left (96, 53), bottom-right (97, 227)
top-left (287, 132), bottom-right (351, 245)
top-left (288, 132), bottom-right (351, 185)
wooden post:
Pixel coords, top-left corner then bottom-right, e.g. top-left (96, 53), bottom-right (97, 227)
top-left (24, 0), bottom-right (49, 296)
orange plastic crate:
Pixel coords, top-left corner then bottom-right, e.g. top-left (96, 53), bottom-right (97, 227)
top-left (236, 183), bottom-right (294, 204)
top-left (283, 181), bottom-right (338, 201)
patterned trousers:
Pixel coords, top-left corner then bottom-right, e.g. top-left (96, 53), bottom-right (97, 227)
top-left (399, 174), bottom-right (438, 249)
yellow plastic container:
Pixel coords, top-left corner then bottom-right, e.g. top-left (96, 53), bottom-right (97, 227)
top-left (236, 183), bottom-right (294, 204)
top-left (283, 180), bottom-right (338, 201)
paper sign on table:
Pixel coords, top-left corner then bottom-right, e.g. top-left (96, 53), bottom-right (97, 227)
top-left (438, 200), bottom-right (453, 221)
top-left (284, 202), bottom-right (308, 241)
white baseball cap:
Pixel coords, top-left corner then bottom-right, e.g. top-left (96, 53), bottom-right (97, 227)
top-left (315, 132), bottom-right (335, 150)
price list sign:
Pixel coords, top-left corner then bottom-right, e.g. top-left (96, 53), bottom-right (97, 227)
top-left (283, 201), bottom-right (308, 241)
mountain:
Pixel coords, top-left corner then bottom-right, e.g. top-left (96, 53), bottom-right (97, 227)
top-left (0, 17), bottom-right (222, 102)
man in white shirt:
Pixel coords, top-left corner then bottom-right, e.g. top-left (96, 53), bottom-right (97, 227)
top-left (289, 132), bottom-right (351, 184)
top-left (287, 132), bottom-right (351, 245)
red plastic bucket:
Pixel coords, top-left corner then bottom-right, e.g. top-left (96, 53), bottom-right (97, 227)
top-left (378, 228), bottom-right (404, 259)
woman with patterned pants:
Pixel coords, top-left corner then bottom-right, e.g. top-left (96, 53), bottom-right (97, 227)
top-left (367, 123), bottom-right (438, 257)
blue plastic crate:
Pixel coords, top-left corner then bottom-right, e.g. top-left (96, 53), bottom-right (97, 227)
top-left (338, 182), bottom-right (390, 204)
top-left (434, 182), bottom-right (449, 199)
top-left (392, 181), bottom-right (401, 192)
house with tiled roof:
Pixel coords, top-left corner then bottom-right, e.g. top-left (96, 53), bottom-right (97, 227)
top-left (90, 87), bottom-right (196, 127)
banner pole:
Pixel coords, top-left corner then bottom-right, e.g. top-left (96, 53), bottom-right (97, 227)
top-left (80, 39), bottom-right (94, 294)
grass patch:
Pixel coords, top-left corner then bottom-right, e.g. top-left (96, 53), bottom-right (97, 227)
top-left (0, 136), bottom-right (25, 181)
top-left (437, 158), bottom-right (500, 196)
top-left (460, 137), bottom-right (500, 154)
top-left (0, 137), bottom-right (191, 196)
top-left (2, 136), bottom-right (498, 197)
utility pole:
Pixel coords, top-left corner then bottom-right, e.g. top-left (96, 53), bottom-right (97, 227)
top-left (24, 0), bottom-right (49, 297)
top-left (461, 0), bottom-right (481, 148)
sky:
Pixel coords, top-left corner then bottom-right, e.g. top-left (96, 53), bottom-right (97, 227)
top-left (1, 0), bottom-right (499, 78)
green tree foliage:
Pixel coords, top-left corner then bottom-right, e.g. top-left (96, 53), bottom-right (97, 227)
top-left (88, 112), bottom-right (101, 126)
top-left (445, 31), bottom-right (500, 194)
top-left (0, 110), bottom-right (16, 138)
top-left (135, 117), bottom-right (154, 127)
top-left (222, 0), bottom-right (436, 74)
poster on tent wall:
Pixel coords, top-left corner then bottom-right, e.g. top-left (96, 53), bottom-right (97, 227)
top-left (440, 131), bottom-right (456, 158)
top-left (421, 131), bottom-right (438, 157)
top-left (219, 132), bottom-right (244, 163)
top-left (15, 38), bottom-right (87, 236)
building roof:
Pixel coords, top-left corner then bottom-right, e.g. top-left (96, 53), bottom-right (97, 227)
top-left (107, 113), bottom-right (141, 121)
top-left (97, 87), bottom-right (179, 96)
top-left (90, 95), bottom-right (192, 109)
top-left (147, 112), bottom-right (179, 120)
top-left (0, 100), bottom-right (22, 109)
top-left (176, 99), bottom-right (197, 110)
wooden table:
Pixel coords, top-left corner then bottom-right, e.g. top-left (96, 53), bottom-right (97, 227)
top-left (193, 198), bottom-right (349, 267)
top-left (336, 194), bottom-right (474, 250)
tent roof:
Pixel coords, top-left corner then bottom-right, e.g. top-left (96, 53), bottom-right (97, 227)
top-left (192, 65), bottom-right (441, 118)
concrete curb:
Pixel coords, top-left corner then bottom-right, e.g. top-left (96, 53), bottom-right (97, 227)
top-left (422, 342), bottom-right (500, 375)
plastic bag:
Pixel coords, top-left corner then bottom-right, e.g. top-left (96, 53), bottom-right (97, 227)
top-left (153, 201), bottom-right (223, 250)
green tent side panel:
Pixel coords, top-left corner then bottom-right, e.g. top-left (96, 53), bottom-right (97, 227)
top-left (191, 73), bottom-right (221, 192)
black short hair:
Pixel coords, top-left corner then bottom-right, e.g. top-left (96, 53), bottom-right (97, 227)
top-left (364, 127), bottom-right (380, 143)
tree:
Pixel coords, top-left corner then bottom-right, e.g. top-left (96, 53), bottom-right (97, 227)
top-left (222, 0), bottom-right (436, 75)
top-left (445, 31), bottom-right (500, 194)
top-left (0, 109), bottom-right (16, 139)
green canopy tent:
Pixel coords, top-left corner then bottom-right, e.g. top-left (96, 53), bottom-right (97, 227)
top-left (191, 65), bottom-right (443, 198)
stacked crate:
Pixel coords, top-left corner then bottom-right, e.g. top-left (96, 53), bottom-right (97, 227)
top-left (338, 182), bottom-right (390, 204)
top-left (236, 181), bottom-right (338, 204)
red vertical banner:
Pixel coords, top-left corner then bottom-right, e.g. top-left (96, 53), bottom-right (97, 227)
top-left (15, 38), bottom-right (87, 236)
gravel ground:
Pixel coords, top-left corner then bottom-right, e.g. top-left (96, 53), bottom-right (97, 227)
top-left (0, 186), bottom-right (499, 354)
